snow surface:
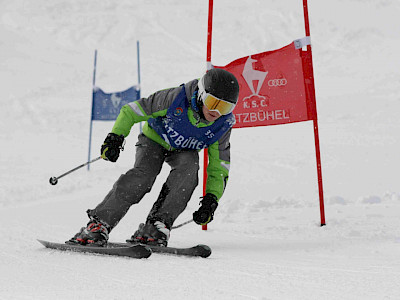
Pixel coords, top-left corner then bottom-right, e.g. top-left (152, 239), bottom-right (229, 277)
top-left (1, 0), bottom-right (400, 299)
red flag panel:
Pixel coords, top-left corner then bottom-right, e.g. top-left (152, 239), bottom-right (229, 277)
top-left (216, 42), bottom-right (312, 129)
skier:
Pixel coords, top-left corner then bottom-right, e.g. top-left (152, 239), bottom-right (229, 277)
top-left (68, 68), bottom-right (239, 247)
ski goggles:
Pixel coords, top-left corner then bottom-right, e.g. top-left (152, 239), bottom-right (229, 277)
top-left (198, 78), bottom-right (236, 116)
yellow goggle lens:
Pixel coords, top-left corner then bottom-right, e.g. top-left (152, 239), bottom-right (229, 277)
top-left (203, 94), bottom-right (235, 115)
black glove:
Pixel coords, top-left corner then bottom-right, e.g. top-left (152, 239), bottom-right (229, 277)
top-left (193, 193), bottom-right (218, 225)
top-left (101, 133), bottom-right (125, 162)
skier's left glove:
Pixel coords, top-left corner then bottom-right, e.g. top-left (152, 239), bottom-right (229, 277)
top-left (101, 133), bottom-right (125, 162)
top-left (193, 193), bottom-right (218, 225)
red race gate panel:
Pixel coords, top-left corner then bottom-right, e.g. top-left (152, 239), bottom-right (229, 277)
top-left (216, 42), bottom-right (314, 129)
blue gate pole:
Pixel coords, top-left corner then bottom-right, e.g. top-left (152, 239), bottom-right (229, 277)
top-left (88, 49), bottom-right (97, 170)
top-left (137, 41), bottom-right (143, 133)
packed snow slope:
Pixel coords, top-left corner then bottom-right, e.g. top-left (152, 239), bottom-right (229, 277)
top-left (1, 0), bottom-right (400, 299)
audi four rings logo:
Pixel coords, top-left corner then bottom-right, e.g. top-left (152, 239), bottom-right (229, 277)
top-left (268, 78), bottom-right (287, 87)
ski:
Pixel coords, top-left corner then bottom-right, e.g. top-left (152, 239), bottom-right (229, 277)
top-left (37, 239), bottom-right (211, 258)
top-left (110, 242), bottom-right (212, 258)
top-left (37, 239), bottom-right (152, 259)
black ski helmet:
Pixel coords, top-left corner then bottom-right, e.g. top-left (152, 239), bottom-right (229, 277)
top-left (199, 68), bottom-right (239, 104)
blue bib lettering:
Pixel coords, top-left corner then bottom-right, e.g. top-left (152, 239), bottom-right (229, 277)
top-left (148, 85), bottom-right (235, 150)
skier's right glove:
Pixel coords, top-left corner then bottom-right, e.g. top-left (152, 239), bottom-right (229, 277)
top-left (193, 193), bottom-right (218, 225)
top-left (101, 133), bottom-right (125, 162)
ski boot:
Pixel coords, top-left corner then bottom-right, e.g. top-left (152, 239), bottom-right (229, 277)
top-left (128, 221), bottom-right (170, 247)
top-left (67, 218), bottom-right (110, 246)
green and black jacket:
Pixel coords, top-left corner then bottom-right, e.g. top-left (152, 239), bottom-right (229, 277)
top-left (110, 79), bottom-right (233, 201)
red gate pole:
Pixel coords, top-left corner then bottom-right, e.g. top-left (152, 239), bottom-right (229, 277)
top-left (202, 149), bottom-right (208, 231)
top-left (303, 0), bottom-right (326, 226)
top-left (206, 0), bottom-right (213, 70)
top-left (202, 0), bottom-right (214, 231)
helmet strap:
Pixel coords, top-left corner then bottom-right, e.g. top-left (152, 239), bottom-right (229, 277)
top-left (191, 90), bottom-right (200, 112)
top-left (191, 90), bottom-right (206, 120)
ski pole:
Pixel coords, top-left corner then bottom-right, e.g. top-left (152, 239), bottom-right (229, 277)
top-left (171, 219), bottom-right (193, 230)
top-left (49, 156), bottom-right (102, 185)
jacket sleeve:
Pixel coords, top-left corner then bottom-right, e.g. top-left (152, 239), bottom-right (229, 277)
top-left (111, 87), bottom-right (182, 137)
top-left (205, 129), bottom-right (232, 200)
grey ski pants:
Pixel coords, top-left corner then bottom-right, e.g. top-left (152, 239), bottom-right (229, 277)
top-left (87, 134), bottom-right (199, 230)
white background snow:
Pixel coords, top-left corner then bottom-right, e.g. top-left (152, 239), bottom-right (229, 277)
top-left (1, 0), bottom-right (400, 299)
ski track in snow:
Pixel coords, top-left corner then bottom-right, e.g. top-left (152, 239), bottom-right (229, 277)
top-left (1, 0), bottom-right (400, 299)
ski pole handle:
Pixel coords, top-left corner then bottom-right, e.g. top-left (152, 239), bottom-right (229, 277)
top-left (49, 156), bottom-right (102, 185)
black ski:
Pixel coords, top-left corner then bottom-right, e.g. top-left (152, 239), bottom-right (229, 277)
top-left (111, 242), bottom-right (212, 258)
top-left (37, 239), bottom-right (151, 259)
